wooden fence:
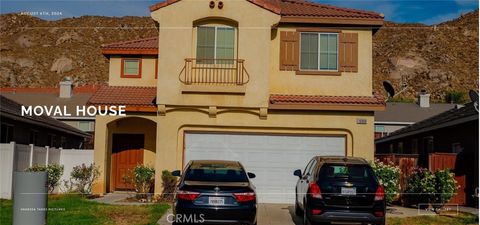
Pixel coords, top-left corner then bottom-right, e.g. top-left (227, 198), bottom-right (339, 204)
top-left (375, 154), bottom-right (418, 191)
top-left (375, 153), bottom-right (466, 205)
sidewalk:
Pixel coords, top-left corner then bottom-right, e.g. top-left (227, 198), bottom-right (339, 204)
top-left (387, 205), bottom-right (479, 218)
top-left (91, 192), bottom-right (155, 205)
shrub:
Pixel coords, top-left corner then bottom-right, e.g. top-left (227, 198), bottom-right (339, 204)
top-left (67, 163), bottom-right (100, 194)
top-left (405, 168), bottom-right (436, 207)
top-left (445, 91), bottom-right (467, 104)
top-left (26, 164), bottom-right (64, 193)
top-left (432, 169), bottom-right (458, 212)
top-left (405, 168), bottom-right (457, 212)
top-left (124, 165), bottom-right (155, 200)
top-left (160, 170), bottom-right (177, 202)
top-left (371, 160), bottom-right (401, 204)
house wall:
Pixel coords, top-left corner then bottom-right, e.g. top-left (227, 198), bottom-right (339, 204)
top-left (0, 117), bottom-right (85, 149)
top-left (270, 27), bottom-right (373, 96)
top-left (151, 0), bottom-right (280, 108)
top-left (108, 56), bottom-right (157, 87)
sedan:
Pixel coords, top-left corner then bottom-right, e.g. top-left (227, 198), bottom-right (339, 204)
top-left (172, 160), bottom-right (257, 225)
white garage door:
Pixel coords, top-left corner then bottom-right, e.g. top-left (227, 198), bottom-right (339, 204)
top-left (184, 133), bottom-right (346, 203)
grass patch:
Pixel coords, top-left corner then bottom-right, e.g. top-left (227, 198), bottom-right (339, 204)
top-left (1, 195), bottom-right (169, 225)
top-left (387, 212), bottom-right (479, 225)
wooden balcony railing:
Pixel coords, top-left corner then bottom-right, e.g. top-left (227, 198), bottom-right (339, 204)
top-left (179, 58), bottom-right (250, 85)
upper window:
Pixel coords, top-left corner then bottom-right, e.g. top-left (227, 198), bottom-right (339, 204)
top-left (300, 33), bottom-right (338, 71)
top-left (121, 58), bottom-right (141, 78)
top-left (196, 26), bottom-right (235, 62)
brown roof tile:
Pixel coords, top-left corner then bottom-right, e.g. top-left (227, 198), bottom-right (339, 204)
top-left (269, 94), bottom-right (385, 111)
top-left (101, 37), bottom-right (158, 55)
top-left (88, 86), bottom-right (157, 107)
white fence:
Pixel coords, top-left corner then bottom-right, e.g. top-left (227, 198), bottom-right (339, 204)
top-left (0, 142), bottom-right (93, 199)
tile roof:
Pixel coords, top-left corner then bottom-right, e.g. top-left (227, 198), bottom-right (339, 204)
top-left (0, 95), bottom-right (89, 137)
top-left (101, 37), bottom-right (159, 55)
top-left (269, 94), bottom-right (385, 111)
top-left (271, 0), bottom-right (383, 19)
top-left (149, 0), bottom-right (384, 25)
top-left (377, 103), bottom-right (479, 143)
top-left (375, 102), bottom-right (456, 123)
top-left (87, 86), bottom-right (157, 108)
top-left (270, 94), bottom-right (385, 105)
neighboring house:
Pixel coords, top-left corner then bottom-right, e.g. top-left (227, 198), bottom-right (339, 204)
top-left (376, 103), bottom-right (479, 206)
top-left (88, 0), bottom-right (386, 203)
top-left (0, 79), bottom-right (97, 147)
top-left (374, 92), bottom-right (455, 139)
top-left (0, 95), bottom-right (89, 149)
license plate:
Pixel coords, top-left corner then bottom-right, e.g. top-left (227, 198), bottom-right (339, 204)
top-left (208, 197), bottom-right (225, 205)
top-left (341, 187), bottom-right (356, 196)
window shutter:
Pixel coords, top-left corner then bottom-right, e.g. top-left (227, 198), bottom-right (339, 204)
top-left (339, 33), bottom-right (358, 72)
top-left (279, 31), bottom-right (299, 71)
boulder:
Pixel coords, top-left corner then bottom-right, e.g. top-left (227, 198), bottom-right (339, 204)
top-left (50, 56), bottom-right (73, 74)
top-left (15, 34), bottom-right (34, 47)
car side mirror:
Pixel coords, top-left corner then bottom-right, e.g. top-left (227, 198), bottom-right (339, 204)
top-left (172, 170), bottom-right (181, 177)
top-left (247, 172), bottom-right (256, 179)
top-left (293, 169), bottom-right (302, 178)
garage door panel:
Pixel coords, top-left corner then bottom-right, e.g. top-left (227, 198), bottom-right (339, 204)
top-left (185, 133), bottom-right (346, 203)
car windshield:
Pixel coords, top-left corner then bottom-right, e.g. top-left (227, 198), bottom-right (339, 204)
top-left (185, 162), bottom-right (248, 182)
top-left (319, 164), bottom-right (376, 182)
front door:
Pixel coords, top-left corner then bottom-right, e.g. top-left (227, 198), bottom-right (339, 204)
top-left (112, 134), bottom-right (144, 190)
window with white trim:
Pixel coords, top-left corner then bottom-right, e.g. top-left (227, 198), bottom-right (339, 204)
top-left (300, 33), bottom-right (338, 71)
top-left (196, 26), bottom-right (235, 62)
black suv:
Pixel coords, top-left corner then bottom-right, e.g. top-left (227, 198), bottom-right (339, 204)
top-left (294, 156), bottom-right (385, 225)
top-left (172, 160), bottom-right (257, 225)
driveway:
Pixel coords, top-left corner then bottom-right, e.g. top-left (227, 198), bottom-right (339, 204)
top-left (158, 203), bottom-right (299, 225)
top-left (257, 204), bottom-right (299, 225)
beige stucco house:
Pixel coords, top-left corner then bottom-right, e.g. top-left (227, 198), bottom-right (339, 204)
top-left (89, 0), bottom-right (385, 203)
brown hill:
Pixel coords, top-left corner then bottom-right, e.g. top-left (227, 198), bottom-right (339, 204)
top-left (1, 10), bottom-right (478, 102)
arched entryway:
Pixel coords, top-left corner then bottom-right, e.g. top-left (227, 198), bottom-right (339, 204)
top-left (106, 117), bottom-right (156, 192)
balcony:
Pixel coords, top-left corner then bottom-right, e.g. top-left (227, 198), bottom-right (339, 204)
top-left (179, 58), bottom-right (249, 94)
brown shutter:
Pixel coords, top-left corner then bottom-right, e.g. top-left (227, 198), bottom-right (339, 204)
top-left (339, 33), bottom-right (358, 72)
top-left (279, 31), bottom-right (299, 71)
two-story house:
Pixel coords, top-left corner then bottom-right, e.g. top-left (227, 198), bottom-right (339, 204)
top-left (88, 0), bottom-right (385, 203)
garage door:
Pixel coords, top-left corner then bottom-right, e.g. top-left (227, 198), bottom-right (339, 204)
top-left (184, 133), bottom-right (346, 203)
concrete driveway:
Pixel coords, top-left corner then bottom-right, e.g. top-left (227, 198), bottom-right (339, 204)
top-left (158, 203), bottom-right (299, 225)
top-left (257, 204), bottom-right (299, 225)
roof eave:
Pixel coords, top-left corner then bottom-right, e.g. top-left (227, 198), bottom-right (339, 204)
top-left (0, 111), bottom-right (90, 138)
top-left (375, 114), bottom-right (479, 144)
top-left (279, 16), bottom-right (384, 26)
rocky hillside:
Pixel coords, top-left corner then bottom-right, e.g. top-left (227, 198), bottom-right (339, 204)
top-left (373, 10), bottom-right (478, 101)
top-left (1, 10), bottom-right (478, 101)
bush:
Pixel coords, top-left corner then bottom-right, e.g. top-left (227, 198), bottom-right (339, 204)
top-left (432, 169), bottom-right (458, 212)
top-left (405, 168), bottom-right (436, 207)
top-left (26, 164), bottom-right (64, 193)
top-left (66, 163), bottom-right (100, 194)
top-left (371, 160), bottom-right (401, 204)
top-left (160, 170), bottom-right (177, 202)
top-left (123, 165), bottom-right (155, 201)
top-left (445, 91), bottom-right (467, 104)
top-left (405, 168), bottom-right (457, 212)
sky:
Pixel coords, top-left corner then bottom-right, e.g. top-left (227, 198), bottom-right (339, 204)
top-left (0, 0), bottom-right (478, 25)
